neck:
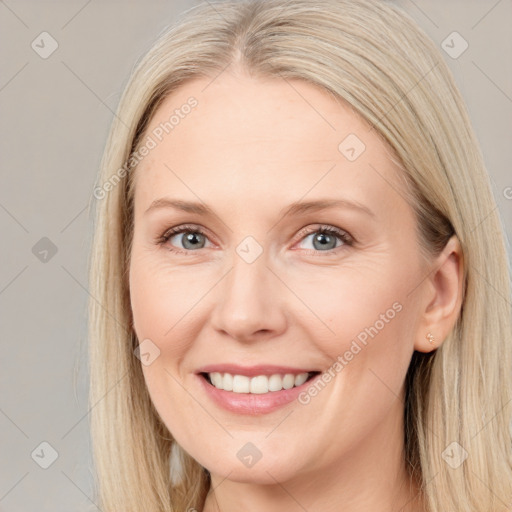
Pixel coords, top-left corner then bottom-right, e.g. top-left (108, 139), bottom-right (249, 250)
top-left (201, 396), bottom-right (425, 512)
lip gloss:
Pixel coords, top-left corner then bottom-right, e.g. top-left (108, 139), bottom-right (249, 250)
top-left (196, 372), bottom-right (321, 415)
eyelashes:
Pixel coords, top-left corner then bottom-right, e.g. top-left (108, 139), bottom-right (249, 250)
top-left (155, 223), bottom-right (354, 256)
top-left (294, 225), bottom-right (354, 254)
top-left (155, 224), bottom-right (211, 254)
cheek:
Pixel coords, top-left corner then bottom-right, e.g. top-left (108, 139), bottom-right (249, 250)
top-left (129, 251), bottom-right (202, 358)
top-left (129, 255), bottom-right (202, 439)
top-left (288, 260), bottom-right (414, 348)
top-left (128, 251), bottom-right (215, 433)
top-left (289, 261), bottom-right (419, 410)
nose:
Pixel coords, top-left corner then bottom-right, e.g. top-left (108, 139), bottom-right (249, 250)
top-left (209, 251), bottom-right (288, 343)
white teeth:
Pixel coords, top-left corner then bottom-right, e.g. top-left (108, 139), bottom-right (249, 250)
top-left (222, 372), bottom-right (233, 391)
top-left (268, 374), bottom-right (283, 392)
top-left (210, 372), bottom-right (222, 388)
top-left (294, 373), bottom-right (308, 386)
top-left (282, 374), bottom-right (295, 389)
top-left (250, 375), bottom-right (268, 394)
top-left (207, 372), bottom-right (311, 393)
top-left (232, 375), bottom-right (250, 393)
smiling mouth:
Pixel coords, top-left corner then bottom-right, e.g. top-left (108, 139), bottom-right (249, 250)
top-left (200, 371), bottom-right (321, 394)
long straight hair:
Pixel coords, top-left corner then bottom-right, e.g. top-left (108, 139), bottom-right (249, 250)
top-left (87, 0), bottom-right (512, 510)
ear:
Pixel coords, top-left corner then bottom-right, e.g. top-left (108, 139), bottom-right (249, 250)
top-left (414, 235), bottom-right (464, 353)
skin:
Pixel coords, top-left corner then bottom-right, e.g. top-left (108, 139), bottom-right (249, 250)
top-left (128, 69), bottom-right (463, 512)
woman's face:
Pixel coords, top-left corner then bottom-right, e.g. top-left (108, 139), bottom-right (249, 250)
top-left (129, 71), bottom-right (432, 483)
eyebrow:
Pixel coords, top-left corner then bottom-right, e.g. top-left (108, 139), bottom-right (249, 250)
top-left (144, 197), bottom-right (375, 219)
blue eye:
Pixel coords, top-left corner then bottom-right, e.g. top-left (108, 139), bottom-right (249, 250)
top-left (296, 226), bottom-right (353, 252)
top-left (156, 223), bottom-right (353, 255)
top-left (158, 224), bottom-right (211, 253)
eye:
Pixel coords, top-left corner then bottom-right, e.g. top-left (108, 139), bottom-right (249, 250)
top-left (294, 225), bottom-right (354, 254)
top-left (156, 224), bottom-right (213, 254)
top-left (156, 223), bottom-right (354, 255)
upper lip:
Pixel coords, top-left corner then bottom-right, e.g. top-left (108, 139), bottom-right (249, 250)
top-left (196, 364), bottom-right (319, 377)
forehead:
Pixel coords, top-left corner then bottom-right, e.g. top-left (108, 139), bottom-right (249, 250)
top-left (132, 72), bottom-right (408, 218)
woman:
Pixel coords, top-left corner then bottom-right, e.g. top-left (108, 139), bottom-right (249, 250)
top-left (87, 0), bottom-right (512, 510)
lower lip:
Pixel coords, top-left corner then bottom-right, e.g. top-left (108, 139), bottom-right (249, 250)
top-left (196, 373), bottom-right (320, 415)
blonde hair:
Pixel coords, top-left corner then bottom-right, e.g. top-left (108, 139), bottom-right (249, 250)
top-left (87, 0), bottom-right (512, 510)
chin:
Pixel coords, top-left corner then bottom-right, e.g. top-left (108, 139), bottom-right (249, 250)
top-left (202, 454), bottom-right (303, 484)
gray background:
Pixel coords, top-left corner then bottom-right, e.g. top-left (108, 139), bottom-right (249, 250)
top-left (0, 1), bottom-right (511, 510)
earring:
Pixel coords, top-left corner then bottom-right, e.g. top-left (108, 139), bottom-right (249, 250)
top-left (426, 332), bottom-right (435, 345)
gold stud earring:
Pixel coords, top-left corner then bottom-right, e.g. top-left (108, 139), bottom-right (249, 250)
top-left (426, 332), bottom-right (435, 345)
